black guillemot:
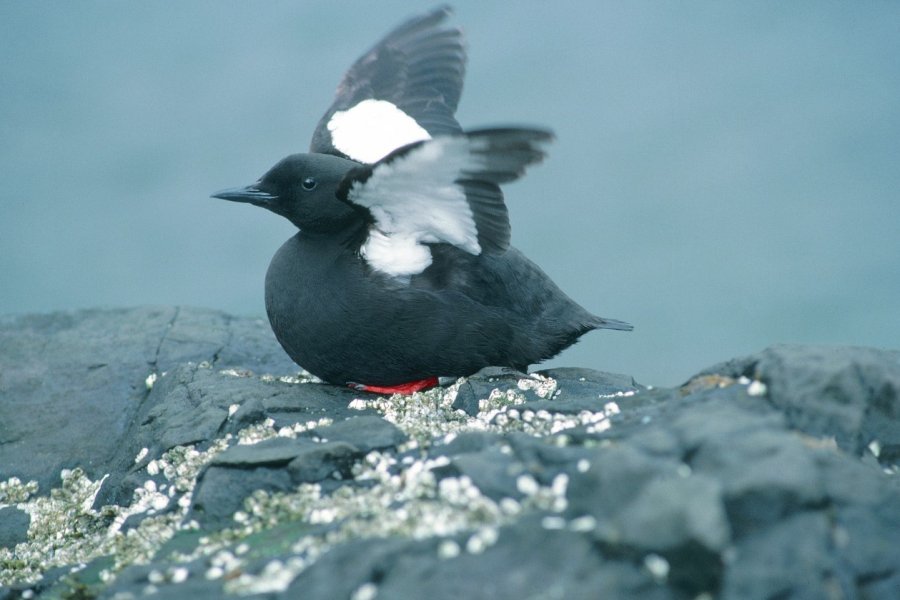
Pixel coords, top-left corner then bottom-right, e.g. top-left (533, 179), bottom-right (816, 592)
top-left (213, 7), bottom-right (632, 394)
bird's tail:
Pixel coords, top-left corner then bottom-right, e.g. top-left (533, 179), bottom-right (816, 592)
top-left (593, 317), bottom-right (634, 332)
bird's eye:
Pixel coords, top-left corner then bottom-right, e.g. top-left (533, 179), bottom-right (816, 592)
top-left (301, 177), bottom-right (318, 191)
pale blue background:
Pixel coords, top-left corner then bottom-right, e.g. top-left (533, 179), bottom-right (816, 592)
top-left (2, 2), bottom-right (898, 386)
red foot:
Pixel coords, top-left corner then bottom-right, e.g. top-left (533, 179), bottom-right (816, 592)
top-left (349, 376), bottom-right (440, 395)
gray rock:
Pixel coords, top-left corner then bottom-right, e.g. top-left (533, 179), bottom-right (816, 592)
top-left (699, 344), bottom-right (900, 461)
top-left (376, 526), bottom-right (666, 600)
top-left (287, 441), bottom-right (361, 483)
top-left (289, 518), bottom-right (667, 600)
top-left (433, 448), bottom-right (524, 502)
top-left (97, 362), bottom-right (365, 507)
top-left (432, 431), bottom-right (503, 457)
top-left (862, 573), bottom-right (900, 600)
top-left (536, 366), bottom-right (641, 398)
top-left (102, 561), bottom-right (240, 600)
top-left (252, 383), bottom-right (368, 430)
top-left (2, 309), bottom-right (899, 599)
top-left (190, 464), bottom-right (295, 529)
top-left (721, 512), bottom-right (837, 600)
top-left (504, 433), bottom-right (596, 485)
top-left (685, 420), bottom-right (827, 536)
top-left (0, 307), bottom-right (178, 493)
top-left (283, 536), bottom-right (437, 600)
top-left (617, 474), bottom-right (730, 553)
top-left (141, 363), bottom-right (232, 450)
top-left (308, 415), bottom-right (407, 452)
top-left (0, 307), bottom-right (296, 494)
top-left (834, 501), bottom-right (900, 583)
top-left (0, 506), bottom-right (30, 548)
top-left (187, 437), bottom-right (364, 529)
top-left (211, 437), bottom-right (317, 467)
top-left (567, 445), bottom-right (679, 519)
top-left (451, 367), bottom-right (528, 416)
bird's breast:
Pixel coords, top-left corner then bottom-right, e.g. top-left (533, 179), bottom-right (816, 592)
top-left (265, 234), bottom-right (356, 328)
top-left (263, 233), bottom-right (395, 380)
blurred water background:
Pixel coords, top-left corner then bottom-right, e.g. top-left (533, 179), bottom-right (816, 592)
top-left (2, 1), bottom-right (898, 386)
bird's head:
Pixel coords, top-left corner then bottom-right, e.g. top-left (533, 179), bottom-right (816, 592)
top-left (212, 153), bottom-right (362, 232)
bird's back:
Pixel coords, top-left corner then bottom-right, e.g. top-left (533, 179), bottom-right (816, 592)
top-left (415, 244), bottom-right (622, 366)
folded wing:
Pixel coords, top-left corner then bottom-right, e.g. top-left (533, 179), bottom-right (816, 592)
top-left (337, 128), bottom-right (553, 279)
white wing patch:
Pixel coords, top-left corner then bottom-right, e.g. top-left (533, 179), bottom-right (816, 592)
top-left (351, 136), bottom-right (489, 279)
top-left (327, 99), bottom-right (431, 163)
top-left (360, 231), bottom-right (433, 280)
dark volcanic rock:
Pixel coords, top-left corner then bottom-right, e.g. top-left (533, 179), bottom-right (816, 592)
top-left (449, 366), bottom-right (638, 417)
top-left (190, 464), bottom-right (295, 529)
top-left (211, 436), bottom-right (318, 468)
top-left (537, 366), bottom-right (641, 398)
top-left (433, 447), bottom-right (524, 502)
top-left (1, 308), bottom-right (899, 600)
top-left (289, 517), bottom-right (668, 600)
top-left (306, 415), bottom-right (407, 452)
top-left (287, 441), bottom-right (360, 483)
top-left (699, 344), bottom-right (900, 461)
top-left (187, 437), bottom-right (364, 528)
top-left (0, 507), bottom-right (30, 549)
top-left (0, 307), bottom-right (296, 494)
top-left (96, 361), bottom-right (364, 507)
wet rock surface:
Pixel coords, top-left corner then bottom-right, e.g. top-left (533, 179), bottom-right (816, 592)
top-left (1, 307), bottom-right (898, 599)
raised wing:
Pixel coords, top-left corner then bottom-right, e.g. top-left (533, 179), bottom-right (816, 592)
top-left (309, 6), bottom-right (466, 164)
top-left (337, 128), bottom-right (553, 279)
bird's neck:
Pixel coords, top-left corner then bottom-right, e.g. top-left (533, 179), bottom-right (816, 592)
top-left (298, 220), bottom-right (368, 251)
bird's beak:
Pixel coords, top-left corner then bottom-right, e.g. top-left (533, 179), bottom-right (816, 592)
top-left (211, 185), bottom-right (277, 206)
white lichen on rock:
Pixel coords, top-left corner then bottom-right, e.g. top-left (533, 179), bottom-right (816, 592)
top-left (1, 427), bottom-right (237, 586)
top-left (1, 469), bottom-right (111, 585)
top-left (134, 447), bottom-right (149, 464)
top-left (516, 373), bottom-right (559, 398)
top-left (345, 373), bottom-right (622, 447)
top-left (216, 445), bottom-right (572, 595)
top-left (0, 477), bottom-right (39, 504)
top-left (746, 380), bottom-right (768, 397)
top-left (145, 372), bottom-right (158, 390)
top-left (1, 371), bottom-right (628, 591)
top-left (644, 553), bottom-right (671, 582)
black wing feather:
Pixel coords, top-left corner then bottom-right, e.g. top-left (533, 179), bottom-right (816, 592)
top-left (310, 6), bottom-right (466, 158)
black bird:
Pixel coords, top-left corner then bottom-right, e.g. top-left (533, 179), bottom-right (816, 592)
top-left (213, 7), bottom-right (632, 394)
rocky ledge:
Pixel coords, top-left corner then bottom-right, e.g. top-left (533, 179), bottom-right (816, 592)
top-left (1, 307), bottom-right (898, 599)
